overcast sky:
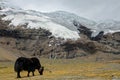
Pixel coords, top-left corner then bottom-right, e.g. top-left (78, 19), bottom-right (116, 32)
top-left (9, 0), bottom-right (120, 21)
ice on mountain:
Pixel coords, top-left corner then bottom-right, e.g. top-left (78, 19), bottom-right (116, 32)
top-left (0, 0), bottom-right (120, 40)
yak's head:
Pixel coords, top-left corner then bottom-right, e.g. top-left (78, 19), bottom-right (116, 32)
top-left (39, 66), bottom-right (44, 75)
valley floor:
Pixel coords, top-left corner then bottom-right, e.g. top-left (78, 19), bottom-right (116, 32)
top-left (0, 58), bottom-right (120, 80)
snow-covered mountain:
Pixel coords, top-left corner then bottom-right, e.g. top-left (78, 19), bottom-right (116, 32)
top-left (44, 11), bottom-right (96, 31)
top-left (44, 11), bottom-right (120, 37)
top-left (0, 1), bottom-right (120, 59)
top-left (0, 1), bottom-right (80, 40)
top-left (0, 1), bottom-right (120, 39)
top-left (92, 20), bottom-right (120, 36)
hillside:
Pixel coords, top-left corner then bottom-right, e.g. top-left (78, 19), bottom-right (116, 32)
top-left (0, 45), bottom-right (30, 61)
top-left (0, 1), bottom-right (120, 61)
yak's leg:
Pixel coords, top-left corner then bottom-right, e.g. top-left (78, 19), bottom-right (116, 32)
top-left (17, 71), bottom-right (21, 78)
top-left (32, 71), bottom-right (35, 76)
top-left (27, 71), bottom-right (30, 77)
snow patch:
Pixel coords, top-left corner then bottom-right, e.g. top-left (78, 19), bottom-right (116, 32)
top-left (1, 8), bottom-right (80, 40)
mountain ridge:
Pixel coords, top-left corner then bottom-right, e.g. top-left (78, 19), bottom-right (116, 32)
top-left (0, 0), bottom-right (120, 60)
top-left (0, 1), bottom-right (120, 39)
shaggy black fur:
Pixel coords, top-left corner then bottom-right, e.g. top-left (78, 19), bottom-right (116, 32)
top-left (14, 57), bottom-right (44, 78)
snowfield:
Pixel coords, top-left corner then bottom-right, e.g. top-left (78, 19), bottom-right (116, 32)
top-left (0, 1), bottom-right (120, 39)
top-left (2, 11), bottom-right (80, 39)
top-left (0, 1), bottom-right (80, 40)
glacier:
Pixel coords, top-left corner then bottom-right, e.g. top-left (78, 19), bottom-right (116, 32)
top-left (0, 0), bottom-right (120, 39)
top-left (0, 1), bottom-right (80, 40)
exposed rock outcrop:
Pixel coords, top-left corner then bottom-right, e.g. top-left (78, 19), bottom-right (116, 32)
top-left (73, 20), bottom-right (92, 39)
top-left (91, 31), bottom-right (104, 41)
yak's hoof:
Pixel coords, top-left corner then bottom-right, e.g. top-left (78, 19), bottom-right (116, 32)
top-left (17, 76), bottom-right (21, 78)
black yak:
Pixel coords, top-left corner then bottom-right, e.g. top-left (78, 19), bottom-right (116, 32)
top-left (14, 57), bottom-right (44, 78)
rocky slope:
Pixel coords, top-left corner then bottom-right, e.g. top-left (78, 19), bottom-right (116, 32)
top-left (0, 16), bottom-right (120, 60)
top-left (0, 1), bottom-right (120, 60)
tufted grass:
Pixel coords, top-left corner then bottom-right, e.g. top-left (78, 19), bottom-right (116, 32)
top-left (0, 59), bottom-right (120, 80)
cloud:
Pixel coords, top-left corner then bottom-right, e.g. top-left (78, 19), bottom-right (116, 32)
top-left (9, 0), bottom-right (120, 21)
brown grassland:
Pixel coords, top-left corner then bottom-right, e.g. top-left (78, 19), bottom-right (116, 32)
top-left (0, 58), bottom-right (120, 80)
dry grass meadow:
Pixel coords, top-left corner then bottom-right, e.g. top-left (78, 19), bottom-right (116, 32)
top-left (0, 58), bottom-right (120, 80)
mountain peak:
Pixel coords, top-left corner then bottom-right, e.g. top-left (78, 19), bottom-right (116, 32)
top-left (0, 1), bottom-right (120, 39)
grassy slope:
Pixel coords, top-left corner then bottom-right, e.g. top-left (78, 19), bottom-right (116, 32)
top-left (0, 46), bottom-right (17, 61)
top-left (0, 59), bottom-right (120, 80)
top-left (0, 45), bottom-right (31, 62)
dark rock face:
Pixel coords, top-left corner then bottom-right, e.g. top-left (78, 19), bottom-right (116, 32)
top-left (73, 21), bottom-right (92, 39)
top-left (91, 31), bottom-right (104, 41)
top-left (0, 29), bottom-right (20, 38)
top-left (0, 28), bottom-right (51, 39)
top-left (78, 25), bottom-right (92, 38)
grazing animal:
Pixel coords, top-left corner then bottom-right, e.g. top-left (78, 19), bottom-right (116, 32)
top-left (14, 57), bottom-right (44, 78)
